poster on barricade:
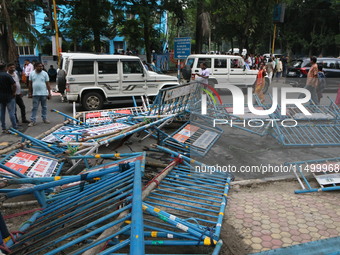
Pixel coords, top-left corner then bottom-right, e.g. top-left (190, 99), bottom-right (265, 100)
top-left (2, 152), bottom-right (38, 174)
top-left (0, 151), bottom-right (58, 178)
top-left (84, 123), bottom-right (131, 137)
top-left (26, 157), bottom-right (58, 178)
top-left (42, 126), bottom-right (75, 143)
top-left (173, 124), bottom-right (200, 143)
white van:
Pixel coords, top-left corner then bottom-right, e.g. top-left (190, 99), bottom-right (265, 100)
top-left (185, 54), bottom-right (266, 90)
top-left (60, 54), bottom-right (179, 110)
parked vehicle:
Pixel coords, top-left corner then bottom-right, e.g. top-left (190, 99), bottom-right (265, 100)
top-left (59, 54), bottom-right (178, 110)
top-left (285, 57), bottom-right (340, 89)
top-left (185, 54), bottom-right (270, 93)
top-left (227, 48), bottom-right (247, 56)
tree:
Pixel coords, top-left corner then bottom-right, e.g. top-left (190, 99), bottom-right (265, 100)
top-left (0, 0), bottom-right (38, 63)
top-left (64, 0), bottom-right (115, 53)
top-left (114, 0), bottom-right (163, 62)
top-left (282, 0), bottom-right (339, 57)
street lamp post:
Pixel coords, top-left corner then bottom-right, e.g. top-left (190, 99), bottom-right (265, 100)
top-left (52, 0), bottom-right (60, 68)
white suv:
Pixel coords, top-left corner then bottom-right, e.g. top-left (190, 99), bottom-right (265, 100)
top-left (60, 54), bottom-right (179, 110)
top-left (185, 54), bottom-right (269, 91)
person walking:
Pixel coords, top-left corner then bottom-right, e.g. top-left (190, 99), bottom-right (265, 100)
top-left (0, 63), bottom-right (19, 133)
top-left (317, 65), bottom-right (326, 104)
top-left (23, 59), bottom-right (34, 88)
top-left (275, 57), bottom-right (283, 82)
top-left (47, 65), bottom-right (57, 82)
top-left (254, 62), bottom-right (267, 103)
top-left (335, 84), bottom-right (340, 107)
top-left (265, 59), bottom-right (274, 83)
top-left (299, 56), bottom-right (319, 105)
top-left (7, 63), bottom-right (29, 124)
top-left (28, 62), bottom-right (51, 127)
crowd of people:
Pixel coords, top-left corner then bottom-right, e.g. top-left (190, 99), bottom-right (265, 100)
top-left (197, 53), bottom-right (337, 106)
top-left (0, 59), bottom-right (51, 134)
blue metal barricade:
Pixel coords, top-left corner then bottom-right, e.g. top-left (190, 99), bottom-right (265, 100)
top-left (2, 154), bottom-right (146, 255)
top-left (0, 149), bottom-right (64, 179)
top-left (162, 119), bottom-right (223, 156)
top-left (285, 157), bottom-right (340, 193)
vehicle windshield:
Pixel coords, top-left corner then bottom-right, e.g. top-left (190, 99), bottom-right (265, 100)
top-left (186, 58), bottom-right (194, 68)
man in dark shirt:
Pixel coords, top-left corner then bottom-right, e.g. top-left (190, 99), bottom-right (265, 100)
top-left (0, 63), bottom-right (18, 133)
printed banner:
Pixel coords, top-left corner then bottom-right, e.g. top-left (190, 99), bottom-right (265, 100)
top-left (26, 157), bottom-right (58, 178)
top-left (2, 152), bottom-right (38, 174)
top-left (42, 126), bottom-right (74, 143)
top-left (173, 124), bottom-right (200, 143)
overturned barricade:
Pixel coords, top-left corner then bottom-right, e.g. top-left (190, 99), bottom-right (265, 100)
top-left (0, 149), bottom-right (63, 180)
top-left (0, 153), bottom-right (145, 254)
top-left (200, 88), bottom-right (340, 147)
top-left (0, 147), bottom-right (233, 254)
top-left (286, 157), bottom-right (340, 194)
top-left (148, 83), bottom-right (224, 156)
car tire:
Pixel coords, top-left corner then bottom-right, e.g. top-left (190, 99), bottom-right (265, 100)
top-left (81, 92), bottom-right (104, 111)
top-left (57, 70), bottom-right (66, 93)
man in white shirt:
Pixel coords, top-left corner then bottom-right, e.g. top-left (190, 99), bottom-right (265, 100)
top-left (7, 63), bottom-right (29, 124)
top-left (196, 62), bottom-right (210, 85)
top-left (28, 62), bottom-right (51, 126)
top-left (23, 59), bottom-right (34, 88)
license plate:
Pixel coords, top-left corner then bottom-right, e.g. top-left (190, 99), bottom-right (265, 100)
top-left (288, 72), bottom-right (296, 75)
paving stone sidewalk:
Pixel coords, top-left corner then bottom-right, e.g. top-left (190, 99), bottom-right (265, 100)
top-left (222, 180), bottom-right (340, 254)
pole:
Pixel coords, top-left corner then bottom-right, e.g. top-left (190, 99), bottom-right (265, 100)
top-left (177, 59), bottom-right (181, 82)
top-left (52, 0), bottom-right (60, 68)
top-left (271, 24), bottom-right (276, 54)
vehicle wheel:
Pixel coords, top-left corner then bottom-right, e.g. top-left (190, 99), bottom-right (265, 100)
top-left (57, 70), bottom-right (66, 93)
top-left (81, 92), bottom-right (104, 111)
top-left (262, 78), bottom-right (270, 94)
top-left (181, 65), bottom-right (192, 81)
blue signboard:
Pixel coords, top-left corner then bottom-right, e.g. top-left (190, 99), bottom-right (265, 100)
top-left (174, 37), bottom-right (191, 59)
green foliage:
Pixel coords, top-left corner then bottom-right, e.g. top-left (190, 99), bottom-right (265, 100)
top-left (117, 19), bottom-right (144, 50)
top-left (282, 0), bottom-right (339, 56)
top-left (0, 0), bottom-right (41, 62)
top-left (62, 0), bottom-right (116, 53)
top-left (335, 34), bottom-right (340, 46)
top-left (2, 0), bottom-right (339, 60)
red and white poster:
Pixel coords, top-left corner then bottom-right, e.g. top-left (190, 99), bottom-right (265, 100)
top-left (26, 157), bottom-right (58, 178)
top-left (2, 152), bottom-right (38, 174)
top-left (85, 123), bottom-right (131, 137)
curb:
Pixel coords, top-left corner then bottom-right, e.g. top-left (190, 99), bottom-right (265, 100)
top-left (231, 175), bottom-right (297, 187)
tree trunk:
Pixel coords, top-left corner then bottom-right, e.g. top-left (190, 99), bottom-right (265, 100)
top-left (93, 29), bottom-right (101, 53)
top-left (143, 18), bottom-right (151, 63)
top-left (195, 0), bottom-right (204, 54)
top-left (89, 0), bottom-right (101, 53)
top-left (73, 38), bottom-right (77, 52)
top-left (1, 0), bottom-right (18, 63)
top-left (230, 39), bottom-right (233, 53)
top-left (309, 22), bottom-right (316, 57)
